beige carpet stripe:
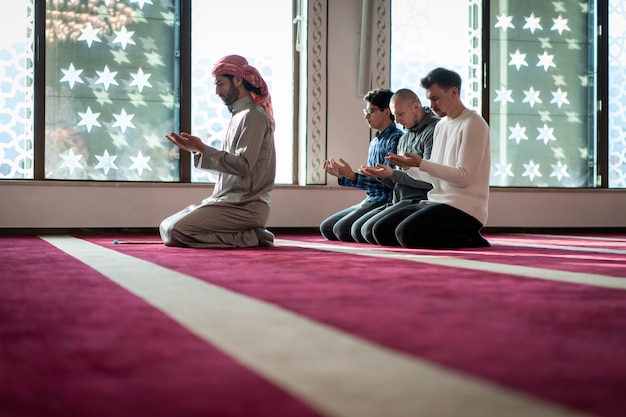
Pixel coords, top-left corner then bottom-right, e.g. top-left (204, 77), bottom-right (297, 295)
top-left (276, 239), bottom-right (626, 290)
top-left (491, 238), bottom-right (626, 255)
top-left (41, 236), bottom-right (589, 417)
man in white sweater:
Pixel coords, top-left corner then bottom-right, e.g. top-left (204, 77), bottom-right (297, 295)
top-left (385, 67), bottom-right (491, 248)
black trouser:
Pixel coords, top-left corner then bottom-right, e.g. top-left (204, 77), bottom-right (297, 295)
top-left (372, 202), bottom-right (489, 248)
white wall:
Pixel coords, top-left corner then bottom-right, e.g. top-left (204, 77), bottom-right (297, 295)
top-left (1, 182), bottom-right (625, 229)
top-left (1, 1), bottom-right (625, 231)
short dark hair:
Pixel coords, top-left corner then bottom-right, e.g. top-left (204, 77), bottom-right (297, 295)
top-left (364, 88), bottom-right (395, 121)
top-left (420, 67), bottom-right (462, 93)
top-left (364, 88), bottom-right (394, 109)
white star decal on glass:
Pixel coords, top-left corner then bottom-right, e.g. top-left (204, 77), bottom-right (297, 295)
top-left (550, 161), bottom-right (570, 181)
top-left (60, 149), bottom-right (84, 174)
top-left (538, 37), bottom-right (552, 49)
top-left (112, 26), bottom-right (136, 50)
top-left (110, 132), bottom-right (130, 149)
top-left (579, 147), bottom-right (589, 159)
top-left (94, 150), bottom-right (118, 175)
top-left (493, 162), bottom-right (514, 180)
top-left (522, 160), bottom-right (542, 181)
top-left (538, 111), bottom-right (553, 123)
top-left (112, 108), bottom-right (136, 133)
top-left (509, 122), bottom-right (528, 144)
top-left (127, 92), bottom-right (148, 107)
top-left (552, 146), bottom-right (566, 160)
top-left (130, 0), bottom-right (154, 9)
top-left (566, 38), bottom-right (581, 50)
top-left (522, 86), bottom-right (542, 108)
top-left (95, 65), bottom-right (119, 91)
top-left (78, 23), bottom-right (102, 48)
top-left (552, 74), bottom-right (567, 86)
top-left (495, 13), bottom-right (515, 32)
top-left (145, 133), bottom-right (165, 149)
top-left (552, 2), bottom-right (567, 12)
top-left (129, 151), bottom-right (152, 175)
top-left (60, 63), bottom-right (84, 89)
top-left (550, 88), bottom-right (570, 108)
top-left (537, 50), bottom-right (556, 71)
top-left (129, 68), bottom-right (152, 92)
top-left (509, 49), bottom-right (528, 70)
top-left (145, 51), bottom-right (166, 67)
top-left (566, 112), bottom-right (582, 123)
top-left (111, 49), bottom-right (131, 65)
top-left (523, 12), bottom-right (543, 33)
top-left (494, 87), bottom-right (514, 104)
top-left (77, 106), bottom-right (101, 133)
top-left (579, 75), bottom-right (589, 87)
top-left (537, 123), bottom-right (556, 145)
top-left (93, 90), bottom-right (113, 106)
top-left (551, 14), bottom-right (571, 35)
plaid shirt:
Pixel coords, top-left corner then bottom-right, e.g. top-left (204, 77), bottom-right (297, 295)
top-left (339, 123), bottom-right (403, 202)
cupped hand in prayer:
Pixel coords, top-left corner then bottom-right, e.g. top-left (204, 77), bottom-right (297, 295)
top-left (385, 152), bottom-right (422, 169)
top-left (165, 132), bottom-right (205, 154)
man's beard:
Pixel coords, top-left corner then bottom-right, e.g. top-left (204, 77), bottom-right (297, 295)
top-left (220, 83), bottom-right (239, 106)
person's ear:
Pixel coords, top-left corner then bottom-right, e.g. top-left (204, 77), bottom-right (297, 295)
top-left (233, 76), bottom-right (243, 87)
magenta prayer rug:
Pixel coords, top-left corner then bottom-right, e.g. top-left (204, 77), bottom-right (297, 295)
top-left (1, 233), bottom-right (625, 417)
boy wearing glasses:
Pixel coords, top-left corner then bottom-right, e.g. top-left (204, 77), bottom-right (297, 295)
top-left (320, 88), bottom-right (402, 242)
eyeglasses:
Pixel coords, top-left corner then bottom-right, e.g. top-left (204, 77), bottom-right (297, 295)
top-left (363, 107), bottom-right (384, 115)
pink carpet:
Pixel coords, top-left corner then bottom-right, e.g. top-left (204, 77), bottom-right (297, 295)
top-left (2, 232), bottom-right (625, 416)
top-left (0, 236), bottom-right (323, 417)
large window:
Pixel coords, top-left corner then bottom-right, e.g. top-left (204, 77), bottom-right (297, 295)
top-left (44, 0), bottom-right (178, 181)
top-left (390, 0), bottom-right (481, 111)
top-left (189, 0), bottom-right (294, 184)
top-left (609, 0), bottom-right (626, 188)
top-left (391, 0), bottom-right (623, 189)
top-left (0, 1), bottom-right (34, 179)
top-left (0, 0), bottom-right (294, 183)
top-left (490, 0), bottom-right (597, 187)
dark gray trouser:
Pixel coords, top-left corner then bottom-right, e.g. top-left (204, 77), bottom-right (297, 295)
top-left (319, 200), bottom-right (387, 242)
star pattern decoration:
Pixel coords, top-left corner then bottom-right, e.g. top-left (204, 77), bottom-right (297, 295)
top-left (523, 13), bottom-right (543, 34)
top-left (537, 50), bottom-right (556, 71)
top-left (77, 107), bottom-right (102, 133)
top-left (495, 87), bottom-right (514, 104)
top-left (522, 86), bottom-right (542, 108)
top-left (493, 162), bottom-right (514, 180)
top-left (495, 13), bottom-right (515, 32)
top-left (78, 23), bottom-right (101, 47)
top-left (60, 63), bottom-right (84, 89)
top-left (60, 149), bottom-right (84, 174)
top-left (489, 3), bottom-right (592, 187)
top-left (112, 26), bottom-right (136, 50)
top-left (509, 49), bottom-right (528, 70)
top-left (509, 122), bottom-right (528, 145)
top-left (129, 68), bottom-right (152, 92)
top-left (522, 160), bottom-right (542, 182)
top-left (95, 65), bottom-right (119, 91)
top-left (551, 14), bottom-right (571, 35)
top-left (537, 124), bottom-right (556, 145)
top-left (112, 108), bottom-right (136, 133)
top-left (46, 0), bottom-right (181, 181)
top-left (550, 160), bottom-right (570, 181)
top-left (129, 150), bottom-right (152, 175)
top-left (550, 88), bottom-right (570, 108)
top-left (94, 150), bottom-right (118, 175)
